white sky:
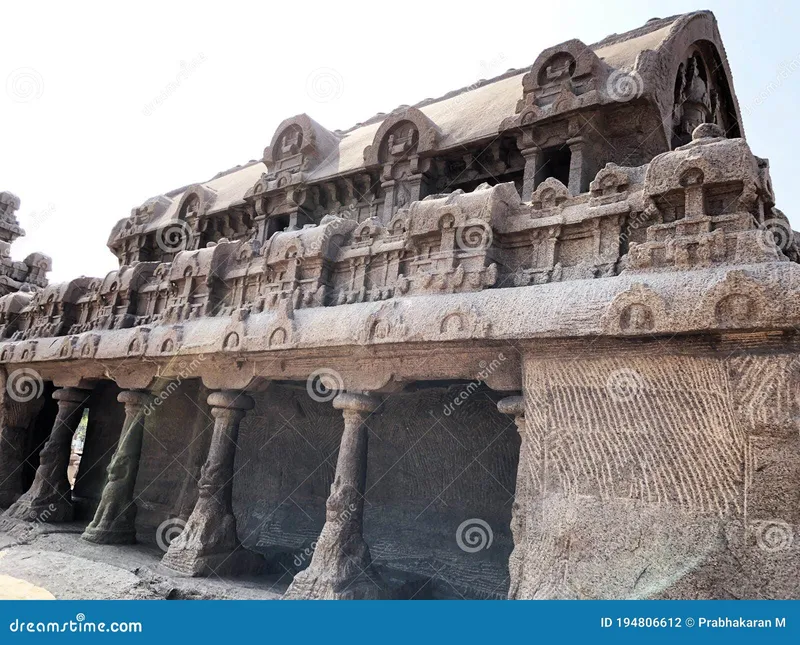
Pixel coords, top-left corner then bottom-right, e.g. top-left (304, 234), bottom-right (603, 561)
top-left (1, 0), bottom-right (798, 282)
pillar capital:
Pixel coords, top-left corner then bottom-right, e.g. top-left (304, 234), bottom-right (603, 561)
top-left (333, 391), bottom-right (379, 414)
top-left (497, 394), bottom-right (524, 418)
top-left (117, 389), bottom-right (151, 409)
top-left (207, 389), bottom-right (255, 411)
top-left (498, 394), bottom-right (525, 434)
top-left (52, 387), bottom-right (91, 404)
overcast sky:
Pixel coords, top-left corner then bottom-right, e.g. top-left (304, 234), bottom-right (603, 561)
top-left (1, 0), bottom-right (798, 282)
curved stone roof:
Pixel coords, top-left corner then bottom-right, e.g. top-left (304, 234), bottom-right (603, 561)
top-left (119, 10), bottom-right (739, 237)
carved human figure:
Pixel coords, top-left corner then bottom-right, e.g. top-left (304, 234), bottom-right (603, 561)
top-left (285, 391), bottom-right (390, 599)
top-left (3, 387), bottom-right (89, 523)
top-left (160, 390), bottom-right (256, 576)
top-left (81, 389), bottom-right (151, 544)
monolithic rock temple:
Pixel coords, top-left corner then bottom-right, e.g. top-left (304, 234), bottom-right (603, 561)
top-left (0, 10), bottom-right (798, 600)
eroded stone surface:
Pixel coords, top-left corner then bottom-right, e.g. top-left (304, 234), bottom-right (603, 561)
top-left (0, 11), bottom-right (797, 599)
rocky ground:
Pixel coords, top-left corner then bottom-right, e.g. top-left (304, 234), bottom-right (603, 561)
top-left (0, 522), bottom-right (287, 600)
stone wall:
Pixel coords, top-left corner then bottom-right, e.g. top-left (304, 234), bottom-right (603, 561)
top-left (129, 382), bottom-right (518, 598)
top-left (514, 346), bottom-right (800, 599)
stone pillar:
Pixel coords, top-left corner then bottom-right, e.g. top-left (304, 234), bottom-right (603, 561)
top-left (521, 146), bottom-right (541, 201)
top-left (567, 136), bottom-right (590, 196)
top-left (286, 391), bottom-right (389, 599)
top-left (161, 390), bottom-right (256, 576)
top-left (497, 395), bottom-right (527, 600)
top-left (0, 397), bottom-right (46, 508)
top-left (3, 387), bottom-right (89, 523)
top-left (81, 390), bottom-right (150, 544)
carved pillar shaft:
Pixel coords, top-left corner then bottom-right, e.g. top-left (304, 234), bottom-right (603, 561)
top-left (286, 391), bottom-right (389, 599)
top-left (161, 390), bottom-right (256, 577)
top-left (567, 137), bottom-right (590, 196)
top-left (81, 390), bottom-right (150, 544)
top-left (497, 395), bottom-right (527, 600)
top-left (685, 184), bottom-right (705, 219)
top-left (3, 387), bottom-right (89, 523)
top-left (0, 395), bottom-right (46, 508)
top-left (521, 147), bottom-right (541, 201)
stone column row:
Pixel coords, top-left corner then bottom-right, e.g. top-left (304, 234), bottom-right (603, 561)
top-left (1, 379), bottom-right (523, 602)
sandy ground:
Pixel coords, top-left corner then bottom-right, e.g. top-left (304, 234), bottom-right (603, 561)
top-left (0, 521), bottom-right (288, 600)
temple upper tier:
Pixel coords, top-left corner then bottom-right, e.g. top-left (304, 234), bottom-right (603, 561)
top-left (0, 10), bottom-right (795, 346)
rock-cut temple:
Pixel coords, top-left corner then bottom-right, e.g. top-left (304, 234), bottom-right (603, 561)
top-left (0, 11), bottom-right (798, 599)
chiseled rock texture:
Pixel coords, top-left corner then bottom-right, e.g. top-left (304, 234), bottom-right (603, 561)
top-left (0, 11), bottom-right (798, 599)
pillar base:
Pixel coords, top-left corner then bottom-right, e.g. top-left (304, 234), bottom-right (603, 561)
top-left (81, 524), bottom-right (136, 545)
top-left (3, 496), bottom-right (72, 524)
top-left (160, 511), bottom-right (264, 577)
top-left (284, 526), bottom-right (391, 599)
top-left (160, 548), bottom-right (264, 578)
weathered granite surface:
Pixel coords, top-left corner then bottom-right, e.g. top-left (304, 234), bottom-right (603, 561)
top-left (1, 11), bottom-right (798, 599)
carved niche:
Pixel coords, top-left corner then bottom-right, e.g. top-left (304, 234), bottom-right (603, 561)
top-left (504, 40), bottom-right (601, 130)
top-left (530, 177), bottom-right (570, 216)
top-left (364, 108), bottom-right (440, 221)
top-left (670, 43), bottom-right (741, 148)
top-left (602, 283), bottom-right (668, 335)
top-left (700, 270), bottom-right (772, 329)
top-left (589, 164), bottom-right (631, 207)
top-left (263, 114), bottom-right (340, 178)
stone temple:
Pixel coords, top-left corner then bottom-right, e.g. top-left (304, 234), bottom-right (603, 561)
top-left (0, 10), bottom-right (798, 599)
